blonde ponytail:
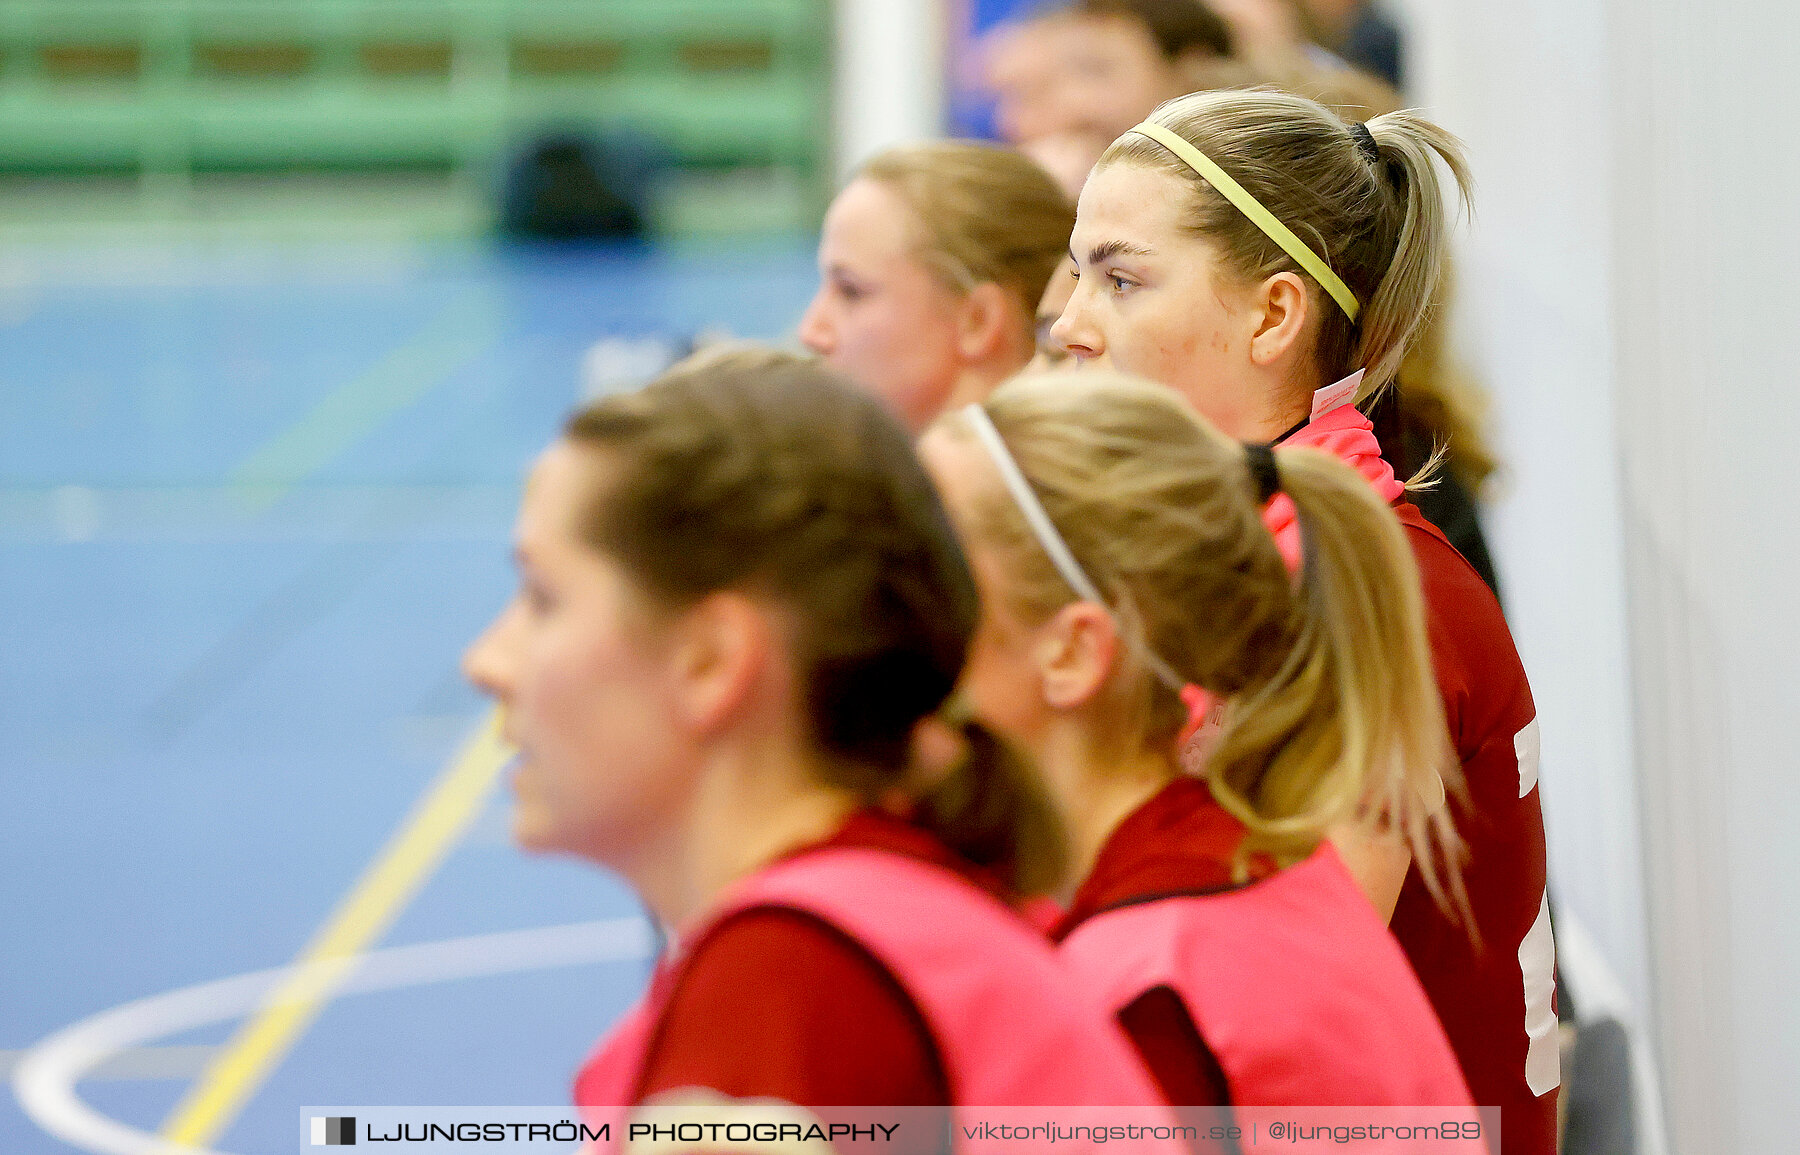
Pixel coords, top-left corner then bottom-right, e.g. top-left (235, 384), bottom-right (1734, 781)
top-left (1207, 445), bottom-right (1465, 913)
top-left (942, 370), bottom-right (1462, 908)
top-left (1356, 112), bottom-right (1474, 395)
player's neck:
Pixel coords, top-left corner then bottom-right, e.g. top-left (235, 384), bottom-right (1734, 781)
top-left (942, 354), bottom-right (1027, 416)
top-left (1031, 721), bottom-right (1175, 901)
top-left (632, 739), bottom-right (861, 934)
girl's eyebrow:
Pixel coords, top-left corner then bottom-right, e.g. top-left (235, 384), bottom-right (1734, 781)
top-left (1079, 239), bottom-right (1154, 264)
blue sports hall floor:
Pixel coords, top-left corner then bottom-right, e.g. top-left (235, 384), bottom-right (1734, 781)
top-left (2, 235), bottom-right (820, 1155)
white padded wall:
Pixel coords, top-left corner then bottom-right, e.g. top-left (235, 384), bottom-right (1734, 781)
top-left (1607, 3), bottom-right (1800, 1151)
top-left (1401, 0), bottom-right (1800, 1150)
top-left (1396, 0), bottom-right (1650, 1027)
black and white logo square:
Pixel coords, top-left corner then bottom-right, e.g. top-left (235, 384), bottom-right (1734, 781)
top-left (310, 1117), bottom-right (356, 1145)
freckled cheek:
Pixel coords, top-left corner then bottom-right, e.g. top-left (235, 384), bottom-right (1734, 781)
top-left (1147, 291), bottom-right (1218, 369)
top-left (1127, 308), bottom-right (1197, 385)
top-left (1095, 299), bottom-right (1166, 380)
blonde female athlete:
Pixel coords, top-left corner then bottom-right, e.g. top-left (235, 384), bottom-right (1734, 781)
top-left (799, 141), bottom-right (1073, 431)
top-left (922, 370), bottom-right (1473, 1112)
top-left (1050, 90), bottom-right (1557, 1154)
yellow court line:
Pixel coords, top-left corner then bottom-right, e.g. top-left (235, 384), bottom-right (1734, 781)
top-left (159, 708), bottom-right (514, 1148)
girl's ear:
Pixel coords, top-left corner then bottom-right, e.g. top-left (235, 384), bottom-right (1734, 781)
top-left (1248, 270), bottom-right (1313, 368)
top-left (666, 591), bottom-right (773, 738)
top-left (1033, 601), bottom-right (1120, 710)
top-left (956, 281), bottom-right (1020, 363)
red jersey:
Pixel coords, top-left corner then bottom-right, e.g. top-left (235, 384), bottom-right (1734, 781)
top-left (630, 811), bottom-right (984, 1105)
top-left (575, 819), bottom-right (1196, 1155)
top-left (1389, 503), bottom-right (1558, 1155)
top-left (1267, 402), bottom-right (1558, 1154)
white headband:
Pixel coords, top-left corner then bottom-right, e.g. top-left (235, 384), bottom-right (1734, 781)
top-left (961, 404), bottom-right (1187, 693)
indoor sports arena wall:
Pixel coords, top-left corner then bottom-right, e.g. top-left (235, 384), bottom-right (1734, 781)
top-left (1402, 0), bottom-right (1800, 1151)
top-left (0, 0), bottom-right (835, 235)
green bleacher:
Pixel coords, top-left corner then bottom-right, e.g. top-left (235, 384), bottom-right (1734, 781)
top-left (0, 0), bottom-right (833, 232)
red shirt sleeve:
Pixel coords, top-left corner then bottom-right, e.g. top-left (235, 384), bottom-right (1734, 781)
top-left (637, 907), bottom-right (948, 1106)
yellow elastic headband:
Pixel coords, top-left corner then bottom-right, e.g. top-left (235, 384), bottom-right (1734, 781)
top-left (1128, 121), bottom-right (1361, 323)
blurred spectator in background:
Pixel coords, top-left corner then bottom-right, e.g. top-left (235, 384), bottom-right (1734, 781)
top-left (983, 0), bottom-right (1399, 200)
top-left (985, 0), bottom-right (1232, 197)
top-left (1202, 0), bottom-right (1400, 111)
top-left (1291, 0), bottom-right (1406, 90)
top-left (1030, 263), bottom-right (1080, 372)
top-left (988, 0), bottom-right (1231, 146)
top-left (799, 141), bottom-right (1075, 431)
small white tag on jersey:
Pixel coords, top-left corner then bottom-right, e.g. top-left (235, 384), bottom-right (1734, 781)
top-left (1515, 717), bottom-right (1542, 798)
top-left (1520, 891), bottom-right (1562, 1095)
top-left (1310, 369), bottom-right (1365, 420)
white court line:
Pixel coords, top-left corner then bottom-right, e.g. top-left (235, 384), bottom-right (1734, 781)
top-left (0, 1047), bottom-right (217, 1083)
top-left (12, 918), bottom-right (654, 1155)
